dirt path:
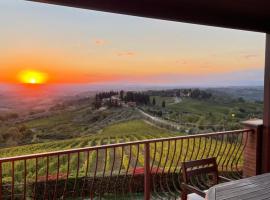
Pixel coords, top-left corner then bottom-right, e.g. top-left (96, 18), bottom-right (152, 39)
top-left (137, 108), bottom-right (182, 131)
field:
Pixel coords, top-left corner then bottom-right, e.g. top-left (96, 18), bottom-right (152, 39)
top-left (0, 87), bottom-right (262, 148)
top-left (1, 120), bottom-right (181, 186)
top-left (0, 120), bottom-right (178, 158)
top-left (145, 95), bottom-right (262, 132)
top-left (0, 88), bottom-right (254, 187)
top-left (0, 103), bottom-right (247, 198)
top-left (0, 106), bottom-right (141, 148)
top-left (0, 120), bottom-right (245, 186)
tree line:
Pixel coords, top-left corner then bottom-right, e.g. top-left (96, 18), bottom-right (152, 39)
top-left (190, 89), bottom-right (212, 99)
top-left (145, 88), bottom-right (212, 100)
top-left (93, 90), bottom-right (150, 109)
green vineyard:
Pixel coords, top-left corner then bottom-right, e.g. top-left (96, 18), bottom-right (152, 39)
top-left (0, 120), bottom-right (178, 158)
top-left (0, 120), bottom-right (249, 199)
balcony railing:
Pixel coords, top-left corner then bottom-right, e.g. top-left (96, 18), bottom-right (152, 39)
top-left (0, 129), bottom-right (253, 199)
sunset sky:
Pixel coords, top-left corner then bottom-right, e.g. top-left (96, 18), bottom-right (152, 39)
top-left (0, 0), bottom-right (266, 86)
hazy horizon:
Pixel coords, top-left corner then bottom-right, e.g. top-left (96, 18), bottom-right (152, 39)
top-left (0, 81), bottom-right (264, 92)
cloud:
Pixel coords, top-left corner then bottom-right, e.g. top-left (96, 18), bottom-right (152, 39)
top-left (126, 68), bottom-right (264, 86)
top-left (244, 54), bottom-right (258, 59)
top-left (175, 60), bottom-right (187, 65)
top-left (117, 51), bottom-right (136, 57)
top-left (93, 39), bottom-right (106, 46)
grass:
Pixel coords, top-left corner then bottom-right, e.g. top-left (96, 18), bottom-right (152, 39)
top-left (150, 96), bottom-right (176, 106)
top-left (1, 120), bottom-right (243, 172)
top-left (0, 120), bottom-right (178, 158)
top-left (0, 120), bottom-right (182, 185)
top-left (0, 119), bottom-right (245, 200)
top-left (167, 98), bottom-right (262, 115)
top-left (0, 107), bottom-right (142, 148)
top-left (0, 90), bottom-right (257, 198)
top-left (146, 96), bottom-right (262, 131)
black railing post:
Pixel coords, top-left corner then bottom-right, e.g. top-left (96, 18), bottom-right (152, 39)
top-left (144, 142), bottom-right (151, 200)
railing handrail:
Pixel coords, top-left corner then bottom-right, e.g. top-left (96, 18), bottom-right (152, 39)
top-left (0, 128), bottom-right (253, 163)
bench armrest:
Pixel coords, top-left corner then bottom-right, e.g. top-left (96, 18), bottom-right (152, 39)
top-left (181, 183), bottom-right (206, 198)
top-left (219, 176), bottom-right (232, 182)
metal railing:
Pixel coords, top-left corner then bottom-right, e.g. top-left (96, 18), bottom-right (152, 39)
top-left (0, 129), bottom-right (253, 199)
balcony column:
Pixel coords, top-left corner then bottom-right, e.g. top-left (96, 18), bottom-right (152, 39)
top-left (241, 119), bottom-right (263, 177)
top-left (263, 33), bottom-right (270, 173)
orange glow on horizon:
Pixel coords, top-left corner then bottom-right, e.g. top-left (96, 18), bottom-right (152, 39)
top-left (18, 70), bottom-right (48, 85)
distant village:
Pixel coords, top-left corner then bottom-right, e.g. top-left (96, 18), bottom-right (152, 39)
top-left (93, 89), bottom-right (212, 110)
top-left (93, 91), bottom-right (150, 109)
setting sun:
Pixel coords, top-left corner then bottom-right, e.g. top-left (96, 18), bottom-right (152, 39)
top-left (18, 70), bottom-right (48, 85)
